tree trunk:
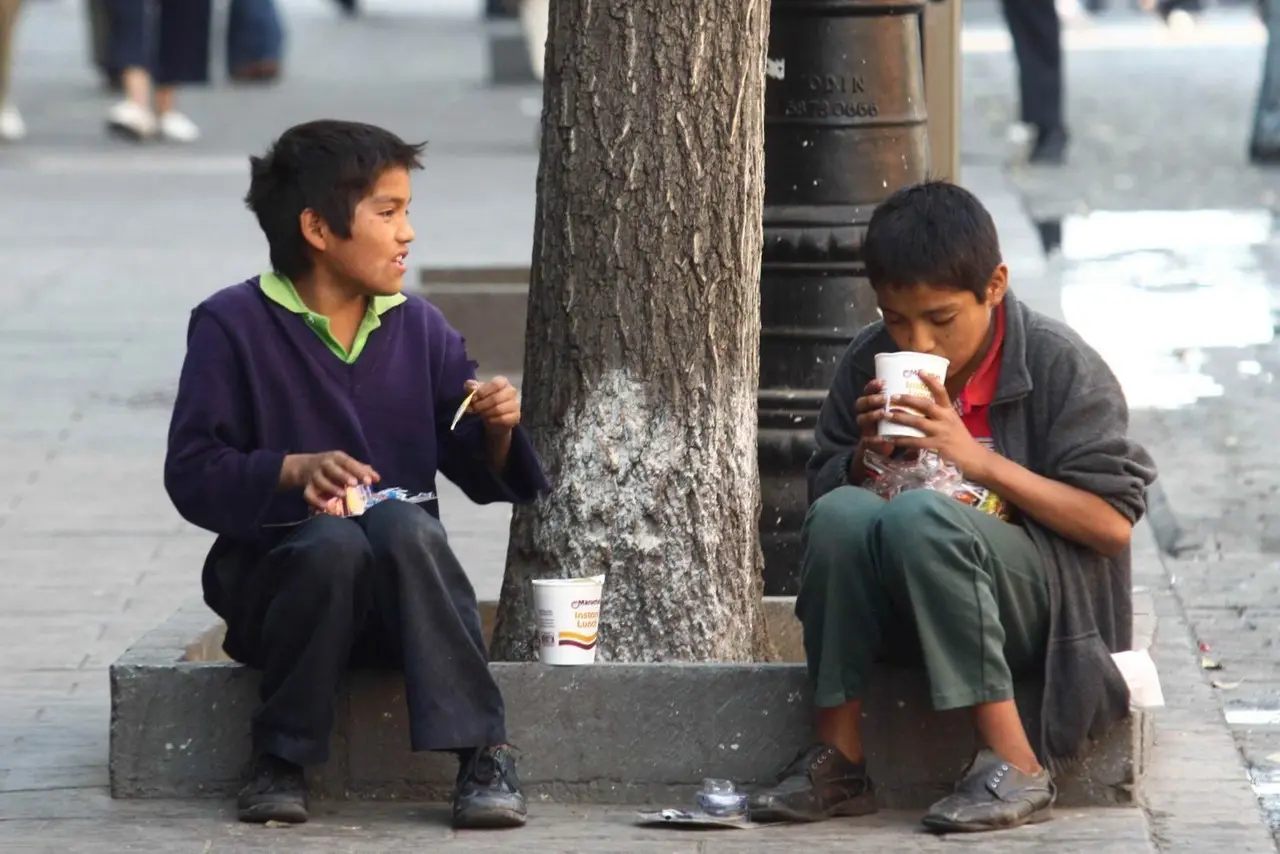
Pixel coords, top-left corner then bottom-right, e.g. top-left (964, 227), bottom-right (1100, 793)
top-left (490, 0), bottom-right (771, 663)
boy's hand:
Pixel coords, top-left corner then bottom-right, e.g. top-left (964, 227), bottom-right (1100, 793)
top-left (281, 451), bottom-right (381, 510)
top-left (848, 379), bottom-right (895, 483)
top-left (853, 379), bottom-right (896, 453)
top-left (462, 377), bottom-right (521, 433)
top-left (884, 373), bottom-right (994, 481)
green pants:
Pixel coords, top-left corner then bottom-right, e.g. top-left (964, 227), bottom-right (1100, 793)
top-left (796, 486), bottom-right (1049, 711)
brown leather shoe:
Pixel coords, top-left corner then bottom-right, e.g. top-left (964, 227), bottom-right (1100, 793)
top-left (922, 750), bottom-right (1055, 833)
top-left (230, 60), bottom-right (281, 84)
top-left (747, 743), bottom-right (877, 823)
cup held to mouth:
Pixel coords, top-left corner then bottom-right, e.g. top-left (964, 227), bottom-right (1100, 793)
top-left (874, 351), bottom-right (950, 439)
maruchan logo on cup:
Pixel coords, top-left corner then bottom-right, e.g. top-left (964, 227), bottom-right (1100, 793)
top-left (571, 599), bottom-right (600, 609)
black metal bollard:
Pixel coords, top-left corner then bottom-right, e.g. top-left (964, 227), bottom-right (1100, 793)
top-left (758, 0), bottom-right (932, 595)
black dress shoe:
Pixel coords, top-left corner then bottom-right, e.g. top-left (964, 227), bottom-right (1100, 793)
top-left (1029, 125), bottom-right (1069, 165)
top-left (237, 753), bottom-right (308, 824)
top-left (747, 743), bottom-right (877, 823)
top-left (229, 60), bottom-right (282, 84)
top-left (922, 749), bottom-right (1055, 833)
top-left (452, 746), bottom-right (528, 829)
top-left (1250, 139), bottom-right (1280, 165)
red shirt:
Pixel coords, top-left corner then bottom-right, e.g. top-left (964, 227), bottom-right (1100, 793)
top-left (954, 302), bottom-right (1006, 448)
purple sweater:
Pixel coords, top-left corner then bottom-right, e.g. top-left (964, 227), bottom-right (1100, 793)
top-left (164, 280), bottom-right (550, 548)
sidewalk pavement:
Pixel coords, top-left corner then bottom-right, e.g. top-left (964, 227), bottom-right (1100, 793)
top-left (0, 1), bottom-right (1274, 851)
top-left (0, 798), bottom-right (1155, 853)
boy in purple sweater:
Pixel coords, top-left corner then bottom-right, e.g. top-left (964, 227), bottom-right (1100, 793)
top-left (164, 120), bottom-right (550, 828)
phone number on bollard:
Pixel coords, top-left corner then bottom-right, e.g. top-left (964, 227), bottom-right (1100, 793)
top-left (782, 100), bottom-right (880, 119)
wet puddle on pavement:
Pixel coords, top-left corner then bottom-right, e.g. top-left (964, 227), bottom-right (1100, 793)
top-left (1223, 704), bottom-right (1280, 827)
top-left (1052, 209), bottom-right (1279, 410)
top-left (1250, 766), bottom-right (1280, 833)
top-left (1225, 706), bottom-right (1280, 728)
top-left (1050, 211), bottom-right (1280, 831)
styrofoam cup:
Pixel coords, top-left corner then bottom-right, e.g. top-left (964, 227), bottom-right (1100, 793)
top-left (532, 575), bottom-right (605, 665)
top-left (874, 351), bottom-right (950, 438)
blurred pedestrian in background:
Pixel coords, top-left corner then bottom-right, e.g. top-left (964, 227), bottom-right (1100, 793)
top-left (227, 0), bottom-right (284, 84)
top-left (1157, 0), bottom-right (1205, 29)
top-left (519, 0), bottom-right (548, 84)
top-left (0, 0), bottom-right (23, 141)
top-left (1000, 0), bottom-right (1068, 164)
top-left (517, 0), bottom-right (548, 147)
top-left (88, 0), bottom-right (120, 90)
top-left (1251, 0), bottom-right (1280, 163)
top-left (105, 0), bottom-right (212, 143)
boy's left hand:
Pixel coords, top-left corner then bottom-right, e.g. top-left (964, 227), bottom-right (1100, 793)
top-left (462, 377), bottom-right (521, 432)
top-left (885, 373), bottom-right (994, 481)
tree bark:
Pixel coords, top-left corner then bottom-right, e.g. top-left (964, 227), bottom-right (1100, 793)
top-left (490, 0), bottom-right (771, 663)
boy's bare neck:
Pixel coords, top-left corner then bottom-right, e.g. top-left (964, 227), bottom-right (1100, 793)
top-left (292, 270), bottom-right (368, 320)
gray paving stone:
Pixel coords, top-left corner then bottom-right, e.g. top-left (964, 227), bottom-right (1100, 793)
top-left (0, 797), bottom-right (1152, 854)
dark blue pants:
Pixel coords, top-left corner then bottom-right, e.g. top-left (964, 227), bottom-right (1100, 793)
top-left (1254, 0), bottom-right (1280, 154)
top-left (227, 0), bottom-right (284, 71)
top-left (107, 0), bottom-right (211, 86)
top-left (998, 0), bottom-right (1062, 130)
top-left (219, 501), bottom-right (508, 767)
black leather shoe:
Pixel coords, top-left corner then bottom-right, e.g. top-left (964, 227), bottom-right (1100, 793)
top-left (1250, 139), bottom-right (1280, 166)
top-left (1029, 124), bottom-right (1069, 165)
top-left (237, 753), bottom-right (308, 824)
top-left (922, 749), bottom-right (1055, 833)
top-left (452, 746), bottom-right (528, 829)
top-left (748, 743), bottom-right (877, 823)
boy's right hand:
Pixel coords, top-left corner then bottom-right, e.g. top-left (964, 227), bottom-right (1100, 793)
top-left (280, 452), bottom-right (381, 510)
top-left (849, 379), bottom-right (895, 482)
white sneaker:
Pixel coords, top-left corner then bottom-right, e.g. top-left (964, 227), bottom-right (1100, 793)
top-left (1166, 8), bottom-right (1197, 34)
top-left (1056, 0), bottom-right (1089, 23)
top-left (0, 105), bottom-right (26, 142)
top-left (158, 110), bottom-right (200, 143)
top-left (106, 100), bottom-right (158, 140)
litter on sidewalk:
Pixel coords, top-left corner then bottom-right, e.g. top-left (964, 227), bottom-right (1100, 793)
top-left (635, 779), bottom-right (762, 830)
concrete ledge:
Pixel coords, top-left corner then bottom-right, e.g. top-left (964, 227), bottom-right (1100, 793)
top-left (110, 595), bottom-right (1155, 807)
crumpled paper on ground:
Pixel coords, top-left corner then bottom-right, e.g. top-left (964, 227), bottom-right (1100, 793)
top-left (1111, 649), bottom-right (1165, 708)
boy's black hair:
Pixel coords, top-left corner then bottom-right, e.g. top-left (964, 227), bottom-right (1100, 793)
top-left (862, 180), bottom-right (1003, 302)
top-left (245, 120), bottom-right (426, 279)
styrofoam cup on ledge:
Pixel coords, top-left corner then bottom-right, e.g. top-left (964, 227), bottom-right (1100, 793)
top-left (532, 575), bottom-right (605, 665)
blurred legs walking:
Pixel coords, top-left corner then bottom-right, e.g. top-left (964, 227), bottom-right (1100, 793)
top-left (0, 0), bottom-right (24, 141)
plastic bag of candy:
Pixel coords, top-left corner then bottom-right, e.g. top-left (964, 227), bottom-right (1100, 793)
top-left (862, 449), bottom-right (1012, 522)
top-left (321, 485), bottom-right (438, 518)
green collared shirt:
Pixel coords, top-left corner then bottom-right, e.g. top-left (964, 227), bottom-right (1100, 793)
top-left (259, 271), bottom-right (407, 363)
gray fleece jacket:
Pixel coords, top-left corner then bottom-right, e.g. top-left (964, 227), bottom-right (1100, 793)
top-left (807, 289), bottom-right (1159, 762)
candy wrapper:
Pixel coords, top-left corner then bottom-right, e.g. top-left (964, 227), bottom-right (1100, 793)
top-left (321, 485), bottom-right (437, 518)
top-left (862, 450), bottom-right (1013, 522)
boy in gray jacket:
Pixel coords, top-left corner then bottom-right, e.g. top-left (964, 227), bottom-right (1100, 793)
top-left (749, 181), bottom-right (1157, 833)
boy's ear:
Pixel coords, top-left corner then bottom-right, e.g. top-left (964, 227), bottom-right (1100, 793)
top-left (299, 208), bottom-right (328, 254)
top-left (986, 264), bottom-right (1009, 305)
